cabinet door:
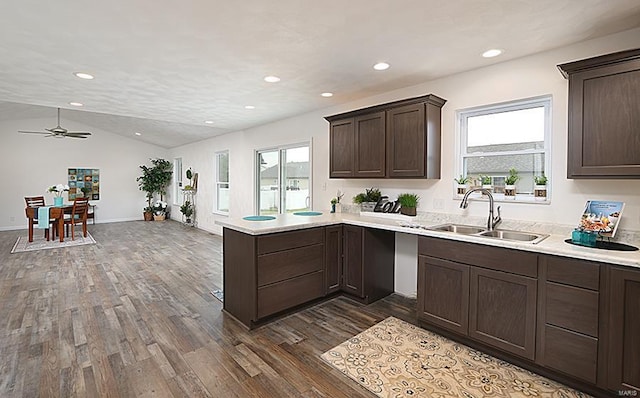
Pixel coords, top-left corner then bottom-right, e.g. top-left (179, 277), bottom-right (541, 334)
top-left (418, 256), bottom-right (469, 335)
top-left (325, 226), bottom-right (343, 294)
top-left (469, 267), bottom-right (537, 360)
top-left (608, 267), bottom-right (640, 393)
top-left (386, 103), bottom-right (425, 177)
top-left (342, 225), bottom-right (364, 297)
top-left (354, 112), bottom-right (386, 178)
top-left (564, 54), bottom-right (640, 178)
top-left (329, 118), bottom-right (355, 178)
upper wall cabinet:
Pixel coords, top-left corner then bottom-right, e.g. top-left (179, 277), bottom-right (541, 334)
top-left (558, 48), bottom-right (640, 179)
top-left (326, 94), bottom-right (446, 179)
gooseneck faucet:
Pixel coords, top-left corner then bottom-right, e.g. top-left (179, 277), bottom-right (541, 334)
top-left (460, 188), bottom-right (502, 231)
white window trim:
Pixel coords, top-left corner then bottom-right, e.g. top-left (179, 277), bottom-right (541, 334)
top-left (455, 95), bottom-right (552, 204)
top-left (213, 150), bottom-right (229, 216)
top-left (173, 157), bottom-right (183, 205)
top-left (255, 141), bottom-right (312, 215)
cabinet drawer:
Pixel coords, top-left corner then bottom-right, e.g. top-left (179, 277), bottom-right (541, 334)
top-left (545, 282), bottom-right (599, 337)
top-left (257, 271), bottom-right (324, 318)
top-left (257, 228), bottom-right (324, 255)
top-left (419, 237), bottom-right (537, 277)
top-left (541, 324), bottom-right (598, 384)
top-left (544, 255), bottom-right (599, 290)
top-left (257, 244), bottom-right (324, 287)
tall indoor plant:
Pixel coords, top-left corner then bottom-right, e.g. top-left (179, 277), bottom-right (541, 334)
top-left (137, 158), bottom-right (173, 221)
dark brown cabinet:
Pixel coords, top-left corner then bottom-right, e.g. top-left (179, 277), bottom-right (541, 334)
top-left (325, 225), bottom-right (343, 294)
top-left (536, 255), bottom-right (604, 386)
top-left (469, 267), bottom-right (537, 360)
top-left (342, 225), bottom-right (395, 303)
top-left (417, 256), bottom-right (469, 335)
top-left (558, 48), bottom-right (640, 178)
top-left (326, 94), bottom-right (446, 179)
top-left (608, 266), bottom-right (640, 393)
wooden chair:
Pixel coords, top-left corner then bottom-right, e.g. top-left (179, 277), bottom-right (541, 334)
top-left (63, 197), bottom-right (90, 240)
top-left (24, 196), bottom-right (56, 240)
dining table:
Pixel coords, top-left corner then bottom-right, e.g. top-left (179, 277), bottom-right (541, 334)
top-left (25, 204), bottom-right (72, 242)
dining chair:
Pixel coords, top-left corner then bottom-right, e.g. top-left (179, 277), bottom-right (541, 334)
top-left (24, 196), bottom-right (56, 240)
top-left (64, 197), bottom-right (90, 240)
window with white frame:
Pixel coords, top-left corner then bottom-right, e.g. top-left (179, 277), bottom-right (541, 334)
top-left (458, 96), bottom-right (551, 201)
top-left (215, 151), bottom-right (229, 214)
top-left (173, 157), bottom-right (182, 205)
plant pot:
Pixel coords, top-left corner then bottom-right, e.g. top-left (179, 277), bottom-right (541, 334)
top-left (504, 185), bottom-right (516, 200)
top-left (481, 184), bottom-right (492, 198)
top-left (143, 211), bottom-right (153, 221)
top-left (534, 185), bottom-right (547, 201)
top-left (400, 206), bottom-right (416, 216)
top-left (54, 196), bottom-right (64, 206)
top-left (360, 202), bottom-right (377, 212)
top-left (154, 214), bottom-right (166, 221)
top-left (456, 184), bottom-right (467, 197)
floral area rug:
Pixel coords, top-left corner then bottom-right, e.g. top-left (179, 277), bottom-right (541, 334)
top-left (321, 317), bottom-right (590, 398)
top-left (11, 232), bottom-right (96, 253)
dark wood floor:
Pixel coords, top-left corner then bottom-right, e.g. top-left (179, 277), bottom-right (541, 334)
top-left (0, 220), bottom-right (416, 397)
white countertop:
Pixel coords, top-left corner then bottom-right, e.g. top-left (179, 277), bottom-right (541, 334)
top-left (216, 212), bottom-right (640, 269)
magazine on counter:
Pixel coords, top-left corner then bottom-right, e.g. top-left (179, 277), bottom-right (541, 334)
top-left (579, 200), bottom-right (625, 238)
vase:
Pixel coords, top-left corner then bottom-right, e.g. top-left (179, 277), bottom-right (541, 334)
top-left (534, 185), bottom-right (547, 201)
top-left (154, 214), bottom-right (166, 221)
top-left (143, 211), bottom-right (153, 221)
top-left (504, 185), bottom-right (516, 200)
top-left (53, 196), bottom-right (63, 206)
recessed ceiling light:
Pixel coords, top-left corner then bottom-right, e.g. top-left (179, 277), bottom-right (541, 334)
top-left (482, 49), bottom-right (503, 58)
top-left (135, 132), bottom-right (142, 136)
top-left (204, 120), bottom-right (214, 124)
top-left (264, 75), bottom-right (281, 83)
top-left (321, 92), bottom-right (334, 97)
top-left (373, 62), bottom-right (390, 71)
top-left (245, 105), bottom-right (255, 109)
top-left (74, 72), bottom-right (94, 80)
top-left (68, 102), bottom-right (83, 107)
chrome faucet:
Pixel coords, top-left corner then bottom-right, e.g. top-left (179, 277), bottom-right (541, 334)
top-left (460, 188), bottom-right (502, 231)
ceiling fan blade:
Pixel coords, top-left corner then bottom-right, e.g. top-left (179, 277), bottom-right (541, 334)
top-left (19, 130), bottom-right (50, 135)
top-left (64, 135), bottom-right (88, 139)
top-left (66, 131), bottom-right (92, 135)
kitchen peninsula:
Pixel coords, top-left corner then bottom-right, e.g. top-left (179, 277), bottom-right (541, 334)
top-left (218, 212), bottom-right (640, 396)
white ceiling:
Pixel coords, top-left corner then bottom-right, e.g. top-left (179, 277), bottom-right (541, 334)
top-left (1, 0), bottom-right (640, 148)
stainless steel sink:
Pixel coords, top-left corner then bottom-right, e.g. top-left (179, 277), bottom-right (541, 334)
top-left (478, 230), bottom-right (549, 244)
top-left (427, 224), bottom-right (486, 235)
top-left (425, 223), bottom-right (548, 244)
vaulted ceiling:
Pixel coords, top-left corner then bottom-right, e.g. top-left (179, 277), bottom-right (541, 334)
top-left (2, 0), bottom-right (640, 148)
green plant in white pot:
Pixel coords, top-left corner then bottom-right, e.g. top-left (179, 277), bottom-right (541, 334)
top-left (504, 168), bottom-right (520, 200)
top-left (454, 175), bottom-right (470, 197)
top-left (353, 187), bottom-right (382, 212)
top-left (534, 174), bottom-right (548, 201)
top-left (397, 193), bottom-right (419, 216)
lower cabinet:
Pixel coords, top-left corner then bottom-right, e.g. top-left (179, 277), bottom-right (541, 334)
top-left (608, 266), bottom-right (640, 393)
top-left (469, 267), bottom-right (537, 360)
top-left (325, 225), bottom-right (343, 294)
top-left (343, 225), bottom-right (395, 303)
top-left (417, 256), bottom-right (469, 335)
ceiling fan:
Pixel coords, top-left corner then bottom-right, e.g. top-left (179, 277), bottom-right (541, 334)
top-left (18, 108), bottom-right (92, 139)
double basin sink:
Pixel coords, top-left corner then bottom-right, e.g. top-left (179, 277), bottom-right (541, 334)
top-left (423, 223), bottom-right (549, 244)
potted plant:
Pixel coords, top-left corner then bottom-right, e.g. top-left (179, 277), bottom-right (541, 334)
top-left (454, 175), bottom-right (470, 197)
top-left (47, 183), bottom-right (69, 206)
top-left (180, 200), bottom-right (194, 224)
top-left (534, 174), bottom-right (548, 201)
top-left (353, 187), bottom-right (382, 212)
top-left (153, 200), bottom-right (167, 221)
top-left (504, 168), bottom-right (520, 200)
top-left (137, 158), bottom-right (173, 221)
top-left (479, 175), bottom-right (492, 197)
top-left (397, 193), bottom-right (420, 216)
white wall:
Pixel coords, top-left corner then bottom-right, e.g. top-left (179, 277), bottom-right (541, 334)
top-left (0, 116), bottom-right (167, 230)
top-left (171, 27), bottom-right (640, 236)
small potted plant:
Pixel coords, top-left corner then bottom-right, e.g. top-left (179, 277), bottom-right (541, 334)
top-left (397, 193), bottom-right (420, 216)
top-left (479, 175), bottom-right (492, 197)
top-left (152, 200), bottom-right (167, 221)
top-left (330, 198), bottom-right (338, 213)
top-left (454, 175), bottom-right (470, 197)
top-left (353, 187), bottom-right (382, 212)
top-left (534, 174), bottom-right (548, 201)
top-left (504, 168), bottom-right (520, 200)
top-left (180, 200), bottom-right (194, 224)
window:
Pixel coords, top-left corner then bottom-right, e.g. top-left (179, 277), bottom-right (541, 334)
top-left (458, 96), bottom-right (551, 201)
top-left (256, 144), bottom-right (311, 215)
top-left (215, 151), bottom-right (229, 214)
top-left (173, 157), bottom-right (182, 205)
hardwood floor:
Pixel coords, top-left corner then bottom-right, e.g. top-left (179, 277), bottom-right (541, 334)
top-left (0, 220), bottom-right (416, 397)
